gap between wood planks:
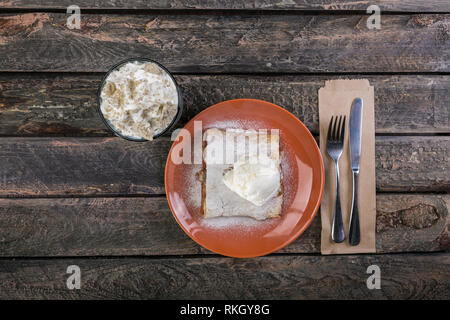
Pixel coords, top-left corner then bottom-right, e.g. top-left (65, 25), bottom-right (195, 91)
top-left (0, 0), bottom-right (449, 12)
top-left (1, 71), bottom-right (450, 75)
top-left (0, 9), bottom-right (449, 15)
top-left (1, 133), bottom-right (447, 138)
top-left (0, 191), bottom-right (448, 200)
top-left (0, 251), bottom-right (447, 260)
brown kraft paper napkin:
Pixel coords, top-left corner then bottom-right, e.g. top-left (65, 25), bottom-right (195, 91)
top-left (319, 79), bottom-right (376, 254)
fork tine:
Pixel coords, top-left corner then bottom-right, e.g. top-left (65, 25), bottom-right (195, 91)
top-left (335, 116), bottom-right (341, 142)
top-left (333, 115), bottom-right (339, 141)
top-left (327, 116), bottom-right (334, 141)
top-left (339, 116), bottom-right (346, 141)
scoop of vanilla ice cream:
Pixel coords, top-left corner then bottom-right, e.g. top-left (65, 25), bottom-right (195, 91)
top-left (223, 155), bottom-right (281, 206)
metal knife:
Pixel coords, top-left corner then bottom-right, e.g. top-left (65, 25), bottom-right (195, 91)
top-left (349, 97), bottom-right (363, 246)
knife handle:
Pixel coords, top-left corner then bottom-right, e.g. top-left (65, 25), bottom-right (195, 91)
top-left (349, 171), bottom-right (361, 246)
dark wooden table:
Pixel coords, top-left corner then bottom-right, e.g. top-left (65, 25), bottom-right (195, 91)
top-left (0, 1), bottom-right (449, 299)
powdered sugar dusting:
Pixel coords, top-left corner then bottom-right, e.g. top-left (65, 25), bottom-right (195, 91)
top-left (183, 164), bottom-right (202, 210)
top-left (208, 119), bottom-right (269, 132)
top-left (279, 138), bottom-right (296, 212)
top-left (202, 216), bottom-right (271, 229)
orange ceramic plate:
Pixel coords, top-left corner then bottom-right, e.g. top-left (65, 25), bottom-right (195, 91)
top-left (165, 99), bottom-right (324, 258)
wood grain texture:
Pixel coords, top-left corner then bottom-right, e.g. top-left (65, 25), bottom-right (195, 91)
top-left (0, 136), bottom-right (448, 197)
top-left (0, 137), bottom-right (169, 196)
top-left (0, 195), bottom-right (447, 257)
top-left (0, 74), bottom-right (449, 136)
top-left (0, 253), bottom-right (448, 299)
top-left (0, 13), bottom-right (449, 72)
top-left (375, 136), bottom-right (450, 192)
top-left (0, 0), bottom-right (449, 12)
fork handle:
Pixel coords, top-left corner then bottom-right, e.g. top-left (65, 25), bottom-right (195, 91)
top-left (332, 161), bottom-right (345, 243)
top-left (349, 171), bottom-right (361, 246)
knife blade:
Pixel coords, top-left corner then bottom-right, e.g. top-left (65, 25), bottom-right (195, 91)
top-left (349, 97), bottom-right (363, 246)
top-left (350, 98), bottom-right (363, 171)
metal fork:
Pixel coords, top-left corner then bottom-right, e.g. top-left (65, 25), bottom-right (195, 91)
top-left (326, 115), bottom-right (346, 243)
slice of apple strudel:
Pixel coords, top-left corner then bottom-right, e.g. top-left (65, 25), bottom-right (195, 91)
top-left (202, 128), bottom-right (282, 221)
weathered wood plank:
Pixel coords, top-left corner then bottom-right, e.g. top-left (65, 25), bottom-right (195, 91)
top-left (0, 195), bottom-right (447, 257)
top-left (0, 253), bottom-right (448, 299)
top-left (0, 137), bottom-right (169, 196)
top-left (0, 136), bottom-right (448, 197)
top-left (0, 0), bottom-right (449, 12)
top-left (375, 136), bottom-right (450, 192)
top-left (0, 13), bottom-right (448, 72)
top-left (1, 74), bottom-right (449, 136)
